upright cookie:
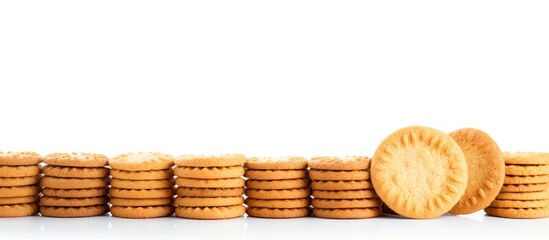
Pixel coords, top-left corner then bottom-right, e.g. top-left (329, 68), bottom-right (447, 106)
top-left (44, 152), bottom-right (108, 167)
top-left (175, 154), bottom-right (246, 167)
top-left (109, 152), bottom-right (174, 171)
top-left (0, 151), bottom-right (42, 166)
top-left (244, 157), bottom-right (308, 170)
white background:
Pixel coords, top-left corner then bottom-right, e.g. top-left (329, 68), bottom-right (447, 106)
top-left (1, 0), bottom-right (549, 239)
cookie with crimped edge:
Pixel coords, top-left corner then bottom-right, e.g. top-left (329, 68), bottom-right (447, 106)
top-left (109, 188), bottom-right (174, 199)
top-left (312, 189), bottom-right (378, 199)
top-left (245, 169), bottom-right (307, 180)
top-left (244, 157), bottom-right (308, 170)
top-left (109, 197), bottom-right (173, 207)
top-left (309, 156), bottom-right (371, 170)
top-left (173, 166), bottom-right (245, 179)
top-left (504, 175), bottom-right (549, 184)
top-left (110, 169), bottom-right (173, 180)
top-left (110, 179), bottom-right (174, 189)
top-left (312, 207), bottom-right (381, 219)
top-left (0, 196), bottom-right (38, 205)
top-left (246, 179), bottom-right (309, 190)
top-left (247, 207), bottom-right (310, 218)
top-left (505, 165), bottom-right (549, 176)
top-left (0, 176), bottom-right (40, 186)
top-left (42, 165), bottom-right (109, 179)
top-left (312, 198), bottom-right (381, 209)
top-left (40, 176), bottom-right (108, 189)
top-left (109, 152), bottom-right (174, 171)
top-left (503, 152), bottom-right (549, 165)
top-left (496, 191), bottom-right (549, 200)
top-left (44, 152), bottom-right (108, 167)
top-left (40, 205), bottom-right (108, 218)
top-left (176, 187), bottom-right (245, 197)
top-left (500, 183), bottom-right (549, 193)
top-left (0, 151), bottom-right (41, 166)
top-left (0, 165), bottom-right (40, 177)
top-left (0, 203), bottom-right (38, 217)
top-left (245, 198), bottom-right (311, 208)
top-left (309, 169), bottom-right (370, 181)
top-left (175, 154), bottom-right (246, 167)
top-left (245, 188), bottom-right (311, 199)
top-left (174, 196), bottom-right (244, 207)
top-left (485, 206), bottom-right (549, 219)
top-left (40, 197), bottom-right (108, 207)
top-left (42, 188), bottom-right (108, 198)
top-left (111, 205), bottom-right (174, 218)
top-left (0, 186), bottom-right (40, 197)
top-left (490, 199), bottom-right (549, 208)
top-left (372, 126), bottom-right (468, 219)
top-left (175, 178), bottom-right (244, 188)
top-left (311, 180), bottom-right (373, 190)
top-left (175, 205), bottom-right (245, 219)
top-left (448, 128), bottom-right (505, 215)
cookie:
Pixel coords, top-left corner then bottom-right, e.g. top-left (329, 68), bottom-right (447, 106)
top-left (505, 164), bottom-right (549, 176)
top-left (500, 183), bottom-right (549, 193)
top-left (309, 156), bottom-right (371, 170)
top-left (311, 180), bottom-right (373, 190)
top-left (246, 179), bottom-right (309, 190)
top-left (312, 198), bottom-right (381, 209)
top-left (485, 206), bottom-right (549, 219)
top-left (175, 205), bottom-right (245, 219)
top-left (175, 154), bottom-right (246, 167)
top-left (0, 151), bottom-right (41, 166)
top-left (245, 198), bottom-right (310, 208)
top-left (504, 175), bottom-right (549, 184)
top-left (312, 207), bottom-right (381, 219)
top-left (110, 179), bottom-right (174, 189)
top-left (490, 199), bottom-right (549, 208)
top-left (0, 176), bottom-right (40, 187)
top-left (0, 203), bottom-right (38, 217)
top-left (0, 196), bottom-right (38, 205)
top-left (312, 189), bottom-right (377, 199)
top-left (244, 169), bottom-right (307, 180)
top-left (503, 152), bottom-right (549, 165)
top-left (0, 186), bottom-right (40, 197)
top-left (40, 197), bottom-right (108, 207)
top-left (371, 126), bottom-right (468, 219)
top-left (42, 165), bottom-right (109, 178)
top-left (244, 157), bottom-right (308, 170)
top-left (40, 205), bottom-right (108, 217)
top-left (40, 176), bottom-right (108, 189)
top-left (173, 166), bottom-right (244, 179)
top-left (110, 169), bottom-right (173, 180)
top-left (174, 196), bottom-right (244, 207)
top-left (109, 152), bottom-right (174, 171)
top-left (41, 188), bottom-right (108, 198)
top-left (309, 169), bottom-right (370, 181)
top-left (245, 188), bottom-right (311, 199)
top-left (111, 205), bottom-right (174, 218)
top-left (44, 152), bottom-right (108, 167)
top-left (176, 187), bottom-right (244, 197)
top-left (109, 197), bottom-right (173, 207)
top-left (246, 207), bottom-right (310, 218)
top-left (496, 191), bottom-right (549, 200)
top-left (109, 188), bottom-right (174, 199)
top-left (448, 128), bottom-right (505, 215)
top-left (175, 178), bottom-right (244, 188)
top-left (0, 165), bottom-right (40, 177)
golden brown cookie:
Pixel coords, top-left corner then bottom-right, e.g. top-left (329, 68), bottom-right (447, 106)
top-left (174, 196), bottom-right (244, 207)
top-left (496, 191), bottom-right (549, 200)
top-left (0, 203), bottom-right (38, 217)
top-left (0, 165), bottom-right (40, 177)
top-left (312, 207), bottom-right (381, 219)
top-left (109, 197), bottom-right (173, 207)
top-left (110, 169), bottom-right (173, 180)
top-left (110, 179), bottom-right (174, 189)
top-left (109, 152), bottom-right (174, 171)
top-left (0, 185), bottom-right (40, 197)
top-left (309, 156), bottom-right (371, 170)
top-left (109, 188), bottom-right (174, 199)
top-left (0, 196), bottom-right (38, 205)
top-left (244, 169), bottom-right (307, 180)
top-left (245, 179), bottom-right (309, 190)
top-left (41, 188), bottom-right (107, 198)
top-left (175, 154), bottom-right (246, 167)
top-left (485, 206), bottom-right (549, 219)
top-left (448, 128), bottom-right (505, 215)
top-left (0, 151), bottom-right (41, 166)
top-left (175, 178), bottom-right (244, 188)
top-left (371, 126), bottom-right (468, 219)
top-left (490, 199), bottom-right (549, 208)
top-left (40, 176), bottom-right (108, 189)
top-left (311, 180), bottom-right (373, 190)
top-left (175, 205), bottom-right (245, 219)
top-left (40, 205), bottom-right (108, 217)
top-left (247, 207), bottom-right (310, 218)
top-left (173, 166), bottom-right (244, 179)
top-left (312, 189), bottom-right (378, 199)
top-left (505, 164), bottom-right (549, 176)
top-left (312, 198), bottom-right (381, 209)
top-left (44, 152), bottom-right (108, 167)
top-left (500, 183), bottom-right (549, 193)
top-left (504, 175), bottom-right (549, 184)
top-left (244, 157), bottom-right (308, 170)
top-left (245, 198), bottom-right (310, 208)
top-left (503, 152), bottom-right (549, 165)
top-left (0, 176), bottom-right (40, 187)
top-left (40, 197), bottom-right (108, 207)
top-left (42, 165), bottom-right (108, 179)
top-left (245, 188), bottom-right (311, 199)
top-left (176, 187), bottom-right (244, 197)
top-left (309, 169), bottom-right (370, 181)
top-left (111, 205), bottom-right (174, 218)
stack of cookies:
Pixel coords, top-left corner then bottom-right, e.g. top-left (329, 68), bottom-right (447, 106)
top-left (174, 154), bottom-right (246, 219)
top-left (486, 152), bottom-right (549, 219)
top-left (109, 152), bottom-right (175, 218)
top-left (244, 157), bottom-right (311, 218)
top-left (310, 156), bottom-right (381, 219)
top-left (0, 151), bottom-right (41, 217)
top-left (40, 153), bottom-right (109, 217)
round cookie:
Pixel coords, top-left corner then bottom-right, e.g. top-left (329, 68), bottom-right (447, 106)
top-left (490, 199), bottom-right (549, 208)
top-left (41, 188), bottom-right (107, 198)
top-left (244, 169), bottom-right (307, 180)
top-left (0, 196), bottom-right (38, 205)
top-left (0, 203), bottom-right (38, 217)
top-left (448, 128), bottom-right (505, 215)
top-left (40, 205), bottom-right (108, 218)
top-left (245, 188), bottom-right (311, 200)
top-left (109, 198), bottom-right (173, 207)
top-left (175, 178), bottom-right (244, 188)
top-left (40, 197), bottom-right (108, 207)
top-left (0, 186), bottom-right (40, 197)
top-left (174, 196), bottom-right (244, 207)
top-left (175, 205), bottom-right (245, 219)
top-left (500, 183), bottom-right (549, 193)
top-left (111, 205), bottom-right (174, 218)
top-left (503, 152), bottom-right (549, 165)
top-left (0, 176), bottom-right (40, 187)
top-left (246, 179), bottom-right (309, 190)
top-left (0, 165), bottom-right (40, 177)
top-left (44, 152), bottom-right (108, 167)
top-left (312, 198), bottom-right (381, 209)
top-left (110, 179), bottom-right (174, 189)
top-left (173, 166), bottom-right (244, 179)
top-left (245, 198), bottom-right (310, 208)
top-left (42, 165), bottom-right (108, 178)
top-left (485, 206), bottom-right (549, 219)
top-left (175, 154), bottom-right (246, 167)
top-left (309, 156), bottom-right (371, 170)
top-left (311, 180), bottom-right (373, 191)
top-left (312, 207), bottom-right (381, 219)
top-left (505, 164), bottom-right (549, 176)
top-left (247, 207), bottom-right (310, 218)
top-left (309, 169), bottom-right (370, 181)
top-left (110, 169), bottom-right (173, 180)
top-left (371, 126), bottom-right (468, 219)
top-left (40, 176), bottom-right (108, 189)
top-left (109, 188), bottom-right (174, 199)
top-left (504, 175), bottom-right (549, 184)
top-left (109, 152), bottom-right (174, 171)
top-left (496, 191), bottom-right (549, 200)
top-left (312, 189), bottom-right (378, 199)
top-left (0, 151), bottom-right (41, 166)
top-left (176, 187), bottom-right (244, 197)
top-left (244, 157), bottom-right (308, 170)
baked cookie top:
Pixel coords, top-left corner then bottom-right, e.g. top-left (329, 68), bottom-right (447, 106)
top-left (109, 152), bottom-right (174, 171)
top-left (44, 152), bottom-right (108, 167)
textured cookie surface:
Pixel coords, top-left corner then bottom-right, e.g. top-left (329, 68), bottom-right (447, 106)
top-left (41, 188), bottom-right (108, 198)
top-left (247, 207), bottom-right (310, 218)
top-left (109, 152), bottom-right (174, 171)
top-left (175, 178), bottom-right (245, 188)
top-left (500, 183), bottom-right (549, 193)
top-left (0, 203), bottom-right (38, 217)
top-left (0, 151), bottom-right (41, 166)
top-left (312, 207), bottom-right (381, 219)
top-left (503, 152), bottom-right (549, 165)
top-left (490, 199), bottom-right (549, 208)
top-left (496, 191), bottom-right (549, 200)
top-left (244, 157), bottom-right (308, 170)
top-left (0, 185), bottom-right (40, 197)
top-left (40, 176), bottom-right (108, 189)
top-left (111, 205), bottom-right (174, 218)
top-left (175, 205), bottom-right (245, 219)
top-left (176, 187), bottom-right (245, 197)
top-left (0, 176), bottom-right (40, 186)
top-left (245, 188), bottom-right (311, 199)
top-left (505, 165), bottom-right (549, 176)
top-left (309, 156), bottom-right (371, 170)
top-left (245, 169), bottom-right (307, 180)
top-left (0, 196), bottom-right (38, 205)
top-left (309, 169), bottom-right (370, 181)
top-left (110, 179), bottom-right (174, 189)
top-left (245, 198), bottom-right (311, 208)
top-left (312, 189), bottom-right (378, 199)
top-left (246, 179), bottom-right (309, 190)
top-left (0, 165), bottom-right (40, 177)
top-left (504, 175), bottom-right (549, 184)
top-left (173, 166), bottom-right (244, 179)
top-left (42, 165), bottom-right (108, 178)
top-left (40, 197), bottom-right (108, 207)
top-left (174, 196), bottom-right (244, 207)
top-left (40, 205), bottom-right (108, 218)
top-left (44, 152), bottom-right (108, 167)
top-left (485, 206), bottom-right (549, 219)
top-left (311, 180), bottom-right (373, 190)
top-left (312, 198), bottom-right (381, 209)
top-left (175, 154), bottom-right (246, 167)
top-left (109, 197), bottom-right (173, 207)
top-left (110, 169), bottom-right (173, 180)
top-left (109, 188), bottom-right (174, 199)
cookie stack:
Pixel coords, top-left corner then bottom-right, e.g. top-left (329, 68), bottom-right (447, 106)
top-left (40, 153), bottom-right (109, 217)
top-left (486, 152), bottom-right (549, 218)
top-left (174, 154), bottom-right (246, 219)
top-left (108, 152), bottom-right (175, 218)
top-left (244, 157), bottom-right (311, 218)
top-left (310, 156), bottom-right (381, 219)
top-left (0, 151), bottom-right (41, 217)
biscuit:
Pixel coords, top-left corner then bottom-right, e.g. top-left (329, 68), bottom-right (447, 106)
top-left (312, 207), bottom-right (381, 219)
top-left (503, 152), bottom-right (549, 165)
top-left (176, 187), bottom-right (244, 197)
top-left (245, 198), bottom-right (311, 208)
top-left (504, 175), bottom-right (549, 184)
top-left (0, 165), bottom-right (40, 177)
top-left (312, 190), bottom-right (378, 199)
top-left (109, 197), bottom-right (173, 207)
top-left (0, 151), bottom-right (41, 166)
top-left (371, 126), bottom-right (468, 219)
top-left (110, 179), bottom-right (174, 189)
top-left (173, 166), bottom-right (245, 179)
top-left (0, 186), bottom-right (40, 197)
top-left (175, 154), bottom-right (246, 167)
top-left (496, 191), bottom-right (549, 200)
top-left (490, 199), bottom-right (549, 208)
top-left (174, 196), bottom-right (244, 207)
top-left (244, 170), bottom-right (307, 180)
top-left (41, 188), bottom-right (107, 198)
top-left (111, 205), bottom-right (174, 218)
top-left (42, 165), bottom-right (109, 179)
top-left (0, 176), bottom-right (40, 187)
top-left (175, 178), bottom-right (245, 188)
top-left (40, 205), bottom-right (108, 218)
top-left (0, 196), bottom-right (38, 205)
top-left (40, 197), bottom-right (108, 207)
top-left (309, 169), bottom-right (370, 181)
top-left (246, 207), bottom-right (310, 218)
top-left (448, 128), bottom-right (505, 215)
top-left (245, 188), bottom-right (311, 199)
top-left (110, 169), bottom-right (173, 180)
top-left (40, 176), bottom-right (108, 189)
top-left (244, 157), bottom-right (308, 170)
top-left (109, 152), bottom-right (174, 171)
top-left (0, 203), bottom-right (38, 217)
top-left (175, 205), bottom-right (245, 219)
top-left (309, 156), bottom-right (371, 170)
top-left (312, 198), bottom-right (381, 209)
top-left (311, 180), bottom-right (373, 191)
top-left (245, 179), bottom-right (309, 190)
top-left (485, 206), bottom-right (549, 219)
top-left (500, 183), bottom-right (549, 193)
top-left (505, 164), bottom-right (549, 176)
top-left (44, 152), bottom-right (108, 167)
top-left (109, 188), bottom-right (174, 199)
